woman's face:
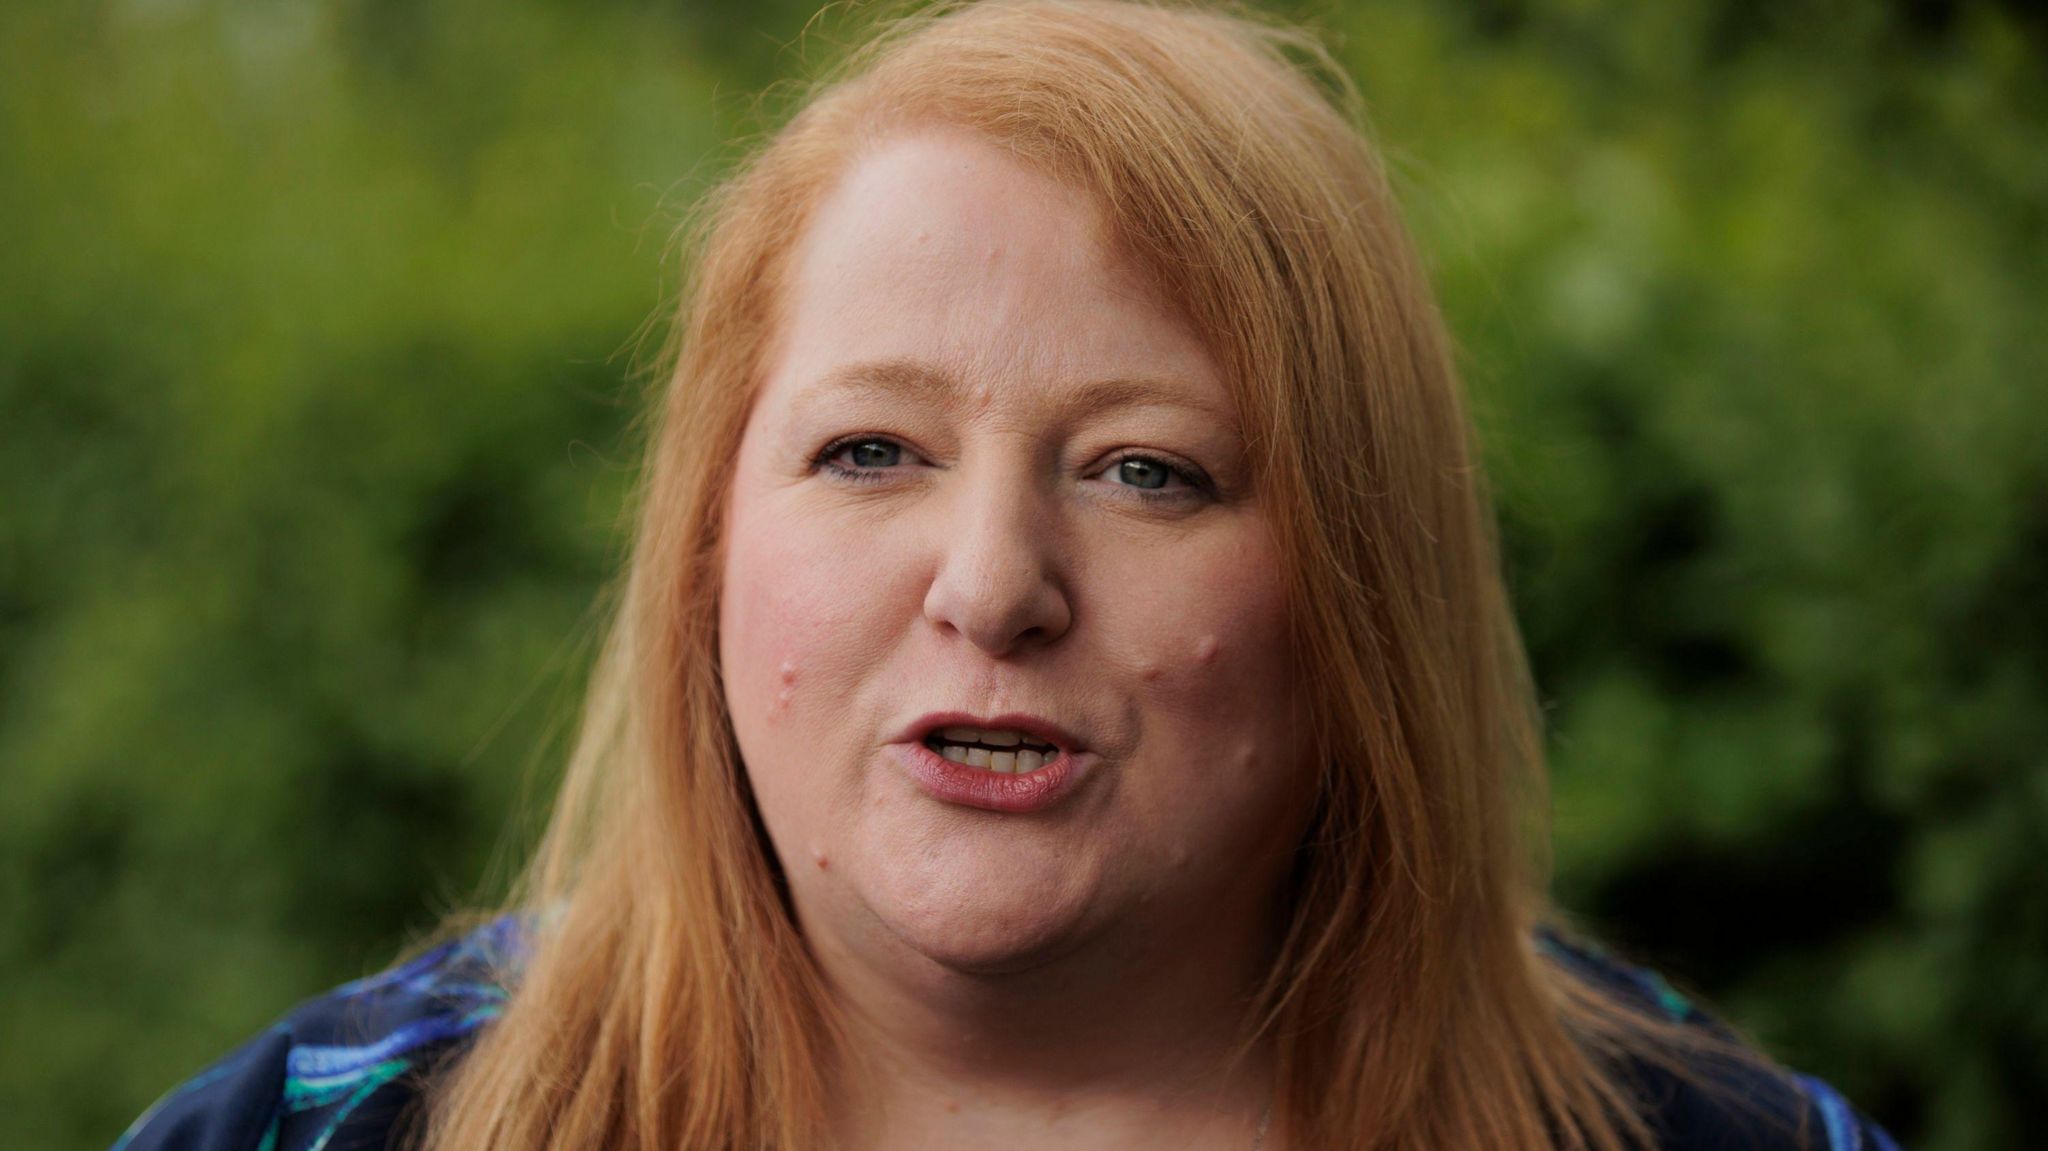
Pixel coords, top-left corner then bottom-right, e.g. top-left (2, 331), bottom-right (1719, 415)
top-left (719, 128), bottom-right (1312, 980)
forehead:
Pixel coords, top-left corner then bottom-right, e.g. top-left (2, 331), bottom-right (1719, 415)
top-left (758, 127), bottom-right (1231, 423)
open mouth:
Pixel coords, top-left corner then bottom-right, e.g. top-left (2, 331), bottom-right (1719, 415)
top-left (919, 725), bottom-right (1062, 774)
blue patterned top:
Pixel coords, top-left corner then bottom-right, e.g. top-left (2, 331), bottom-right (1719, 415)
top-left (110, 917), bottom-right (521, 1151)
top-left (111, 919), bottom-right (1904, 1150)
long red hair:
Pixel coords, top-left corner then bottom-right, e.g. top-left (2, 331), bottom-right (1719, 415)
top-left (417, 2), bottom-right (1726, 1147)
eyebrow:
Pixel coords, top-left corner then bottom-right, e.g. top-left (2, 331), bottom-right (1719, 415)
top-left (796, 356), bottom-right (1236, 425)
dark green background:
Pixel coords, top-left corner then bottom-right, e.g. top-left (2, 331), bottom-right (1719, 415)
top-left (4, 1), bottom-right (2043, 1148)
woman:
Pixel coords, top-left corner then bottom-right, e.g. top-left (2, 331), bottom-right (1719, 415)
top-left (114, 1), bottom-right (1903, 1148)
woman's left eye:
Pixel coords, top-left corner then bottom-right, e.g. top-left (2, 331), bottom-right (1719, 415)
top-left (1095, 454), bottom-right (1207, 499)
top-left (1100, 456), bottom-right (1176, 491)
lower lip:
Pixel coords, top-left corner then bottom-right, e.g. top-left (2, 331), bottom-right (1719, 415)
top-left (890, 740), bottom-right (1093, 813)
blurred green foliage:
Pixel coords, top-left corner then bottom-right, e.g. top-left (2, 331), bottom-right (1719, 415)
top-left (2, 1), bottom-right (2042, 1149)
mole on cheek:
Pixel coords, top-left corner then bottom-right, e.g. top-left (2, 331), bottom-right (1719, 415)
top-left (770, 657), bottom-right (800, 719)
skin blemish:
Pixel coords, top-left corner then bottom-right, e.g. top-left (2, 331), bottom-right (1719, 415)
top-left (770, 657), bottom-right (799, 719)
top-left (811, 845), bottom-right (830, 871)
top-left (1193, 634), bottom-right (1220, 664)
top-left (1138, 660), bottom-right (1163, 683)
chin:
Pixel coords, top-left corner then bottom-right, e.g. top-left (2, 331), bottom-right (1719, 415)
top-left (890, 911), bottom-right (1094, 976)
top-left (868, 854), bottom-right (1105, 976)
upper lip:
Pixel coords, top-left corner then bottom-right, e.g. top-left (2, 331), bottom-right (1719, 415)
top-left (897, 711), bottom-right (1086, 754)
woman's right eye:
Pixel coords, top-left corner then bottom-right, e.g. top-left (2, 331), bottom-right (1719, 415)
top-left (815, 436), bottom-right (917, 482)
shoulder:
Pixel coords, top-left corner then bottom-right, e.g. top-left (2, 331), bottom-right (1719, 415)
top-left (111, 916), bottom-right (524, 1151)
top-left (1537, 927), bottom-right (1907, 1151)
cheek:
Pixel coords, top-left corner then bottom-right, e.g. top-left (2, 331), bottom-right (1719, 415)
top-left (1132, 531), bottom-right (1292, 721)
top-left (723, 505), bottom-right (882, 730)
top-left (1115, 524), bottom-right (1305, 835)
top-left (721, 526), bottom-right (806, 733)
top-left (720, 494), bottom-right (895, 869)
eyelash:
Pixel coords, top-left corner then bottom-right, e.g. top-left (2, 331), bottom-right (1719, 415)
top-left (812, 434), bottom-right (1214, 504)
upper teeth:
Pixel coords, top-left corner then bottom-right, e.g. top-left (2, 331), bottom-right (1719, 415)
top-left (928, 725), bottom-right (1058, 773)
top-left (935, 725), bottom-right (1055, 750)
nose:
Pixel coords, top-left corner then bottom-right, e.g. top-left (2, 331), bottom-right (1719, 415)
top-left (921, 457), bottom-right (1073, 656)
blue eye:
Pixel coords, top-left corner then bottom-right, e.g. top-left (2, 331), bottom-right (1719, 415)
top-left (816, 435), bottom-right (915, 483)
top-left (844, 439), bottom-right (901, 468)
top-left (1098, 453), bottom-right (1210, 503)
top-left (1109, 456), bottom-right (1174, 490)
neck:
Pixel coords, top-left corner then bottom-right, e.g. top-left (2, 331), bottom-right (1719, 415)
top-left (809, 888), bottom-right (1285, 1150)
